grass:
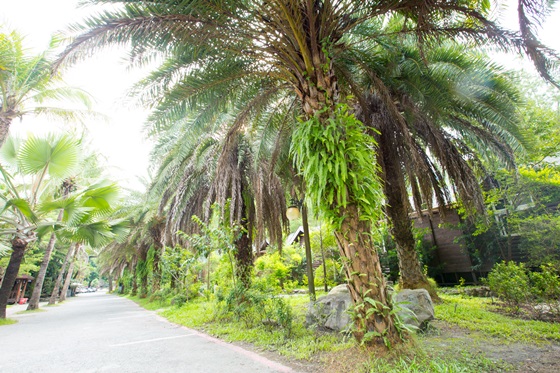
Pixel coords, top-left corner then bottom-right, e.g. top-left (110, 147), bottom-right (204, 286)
top-left (126, 293), bottom-right (172, 311)
top-left (160, 294), bottom-right (353, 360)
top-left (15, 308), bottom-right (46, 315)
top-left (0, 318), bottom-right (17, 326)
top-left (436, 294), bottom-right (560, 343)
top-left (125, 289), bottom-right (557, 372)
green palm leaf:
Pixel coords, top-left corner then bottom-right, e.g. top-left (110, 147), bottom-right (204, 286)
top-left (17, 134), bottom-right (80, 179)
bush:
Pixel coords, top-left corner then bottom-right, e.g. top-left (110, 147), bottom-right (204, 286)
top-left (217, 284), bottom-right (293, 337)
top-left (487, 261), bottom-right (560, 318)
top-left (486, 261), bottom-right (530, 312)
top-left (171, 293), bottom-right (188, 307)
top-left (529, 263), bottom-right (560, 316)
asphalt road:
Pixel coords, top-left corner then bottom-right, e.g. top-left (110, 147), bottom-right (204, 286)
top-left (0, 291), bottom-right (295, 373)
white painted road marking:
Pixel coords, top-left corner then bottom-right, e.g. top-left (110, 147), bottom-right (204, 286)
top-left (110, 333), bottom-right (196, 347)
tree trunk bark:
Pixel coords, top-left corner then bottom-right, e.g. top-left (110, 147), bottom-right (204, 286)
top-left (108, 276), bottom-right (113, 292)
top-left (59, 259), bottom-right (75, 302)
top-left (27, 211), bottom-right (64, 310)
top-left (234, 217), bottom-right (253, 288)
top-left (131, 262), bottom-right (138, 296)
top-left (333, 204), bottom-right (398, 345)
top-left (0, 238), bottom-right (28, 319)
top-left (0, 115), bottom-right (12, 149)
top-left (382, 153), bottom-right (439, 301)
top-left (286, 15), bottom-right (398, 344)
top-left (301, 204), bottom-right (316, 301)
top-left (151, 246), bottom-right (162, 293)
top-left (139, 247), bottom-right (148, 298)
top-left (49, 243), bottom-right (76, 305)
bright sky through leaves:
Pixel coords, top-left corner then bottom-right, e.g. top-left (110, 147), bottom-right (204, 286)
top-left (1, 0), bottom-right (559, 190)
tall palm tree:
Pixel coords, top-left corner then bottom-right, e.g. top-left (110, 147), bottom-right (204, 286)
top-left (147, 110), bottom-right (288, 287)
top-left (333, 35), bottom-right (524, 297)
top-left (0, 134), bottom-right (80, 318)
top-left (0, 29), bottom-right (93, 147)
top-left (56, 0), bottom-right (558, 344)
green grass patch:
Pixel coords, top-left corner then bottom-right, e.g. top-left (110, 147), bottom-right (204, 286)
top-left (436, 294), bottom-right (560, 343)
top-left (161, 296), bottom-right (353, 360)
top-left (125, 294), bottom-right (172, 311)
top-left (127, 290), bottom-right (545, 372)
top-left (15, 308), bottom-right (46, 315)
top-left (363, 351), bottom-right (506, 373)
top-left (0, 318), bottom-right (17, 326)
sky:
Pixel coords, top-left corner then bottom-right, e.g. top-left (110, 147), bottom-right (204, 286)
top-left (1, 0), bottom-right (153, 191)
top-left (1, 0), bottom-right (560, 191)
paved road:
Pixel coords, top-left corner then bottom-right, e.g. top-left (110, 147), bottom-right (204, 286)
top-left (0, 291), bottom-right (294, 373)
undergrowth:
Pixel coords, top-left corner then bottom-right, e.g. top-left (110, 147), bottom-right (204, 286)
top-left (125, 290), bottom-right (556, 372)
top-left (436, 294), bottom-right (560, 343)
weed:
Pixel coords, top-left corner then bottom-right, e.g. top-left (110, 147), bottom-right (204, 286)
top-left (0, 318), bottom-right (17, 326)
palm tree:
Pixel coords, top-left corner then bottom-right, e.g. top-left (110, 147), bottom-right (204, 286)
top-left (35, 181), bottom-right (123, 306)
top-left (0, 134), bottom-right (80, 318)
top-left (146, 110), bottom-right (288, 287)
top-left (332, 35), bottom-right (525, 298)
top-left (56, 0), bottom-right (558, 344)
top-left (0, 29), bottom-right (93, 147)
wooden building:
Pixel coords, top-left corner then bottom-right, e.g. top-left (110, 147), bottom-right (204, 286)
top-left (7, 275), bottom-right (34, 304)
top-left (412, 207), bottom-right (479, 285)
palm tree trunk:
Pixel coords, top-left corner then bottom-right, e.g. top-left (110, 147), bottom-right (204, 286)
top-left (138, 247), bottom-right (148, 298)
top-left (131, 262), bottom-right (138, 296)
top-left (0, 238), bottom-right (28, 319)
top-left (296, 54), bottom-right (398, 344)
top-left (48, 243), bottom-right (76, 305)
top-left (301, 204), bottom-right (316, 301)
top-left (60, 245), bottom-right (81, 302)
top-left (382, 153), bottom-right (439, 301)
top-left (151, 246), bottom-right (162, 293)
top-left (27, 211), bottom-right (64, 310)
top-left (234, 217), bottom-right (253, 288)
top-left (0, 116), bottom-right (12, 148)
top-left (333, 204), bottom-right (398, 344)
top-left (59, 258), bottom-right (76, 302)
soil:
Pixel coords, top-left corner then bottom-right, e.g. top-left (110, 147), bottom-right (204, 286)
top-left (234, 320), bottom-right (560, 373)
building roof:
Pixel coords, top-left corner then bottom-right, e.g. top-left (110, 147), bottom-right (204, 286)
top-left (286, 226), bottom-right (305, 246)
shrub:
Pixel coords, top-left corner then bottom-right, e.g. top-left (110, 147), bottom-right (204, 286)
top-left (487, 261), bottom-right (530, 312)
top-left (171, 293), bottom-right (188, 307)
top-left (529, 263), bottom-right (560, 316)
top-left (487, 261), bottom-right (560, 318)
top-left (217, 284), bottom-right (293, 337)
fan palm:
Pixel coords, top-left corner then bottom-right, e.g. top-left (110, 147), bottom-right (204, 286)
top-left (44, 181), bottom-right (125, 305)
top-left (57, 0), bottom-right (559, 344)
top-left (0, 29), bottom-right (93, 147)
top-left (0, 134), bottom-right (80, 318)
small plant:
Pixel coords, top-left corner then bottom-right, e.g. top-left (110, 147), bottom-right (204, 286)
top-left (486, 261), bottom-right (531, 313)
top-left (171, 293), bottom-right (188, 307)
top-left (529, 263), bottom-right (560, 317)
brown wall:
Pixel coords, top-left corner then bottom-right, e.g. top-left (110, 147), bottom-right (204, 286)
top-left (413, 208), bottom-right (474, 274)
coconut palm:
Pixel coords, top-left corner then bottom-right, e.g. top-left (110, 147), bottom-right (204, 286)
top-left (56, 0), bottom-right (559, 344)
top-left (0, 29), bottom-right (94, 147)
top-left (0, 134), bottom-right (80, 318)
